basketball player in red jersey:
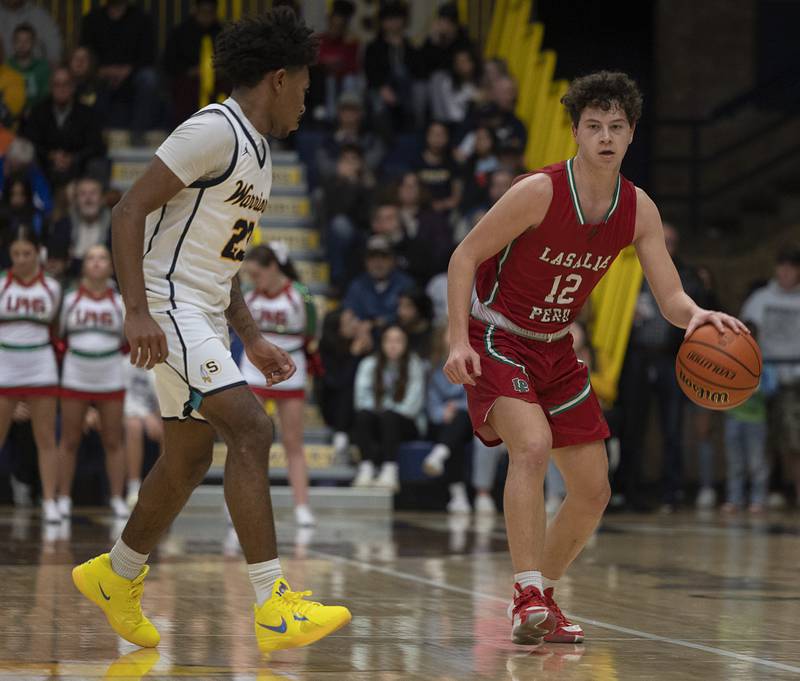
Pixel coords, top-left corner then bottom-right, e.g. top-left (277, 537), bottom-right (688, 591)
top-left (445, 71), bottom-right (748, 645)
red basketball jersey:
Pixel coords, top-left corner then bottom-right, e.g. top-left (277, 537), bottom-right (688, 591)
top-left (474, 159), bottom-right (637, 334)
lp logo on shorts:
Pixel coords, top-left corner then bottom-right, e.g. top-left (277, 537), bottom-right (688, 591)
top-left (200, 360), bottom-right (221, 384)
top-left (512, 377), bottom-right (529, 393)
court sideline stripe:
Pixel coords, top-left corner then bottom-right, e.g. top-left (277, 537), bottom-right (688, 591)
top-left (308, 549), bottom-right (800, 675)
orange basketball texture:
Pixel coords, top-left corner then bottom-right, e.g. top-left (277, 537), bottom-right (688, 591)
top-left (675, 324), bottom-right (762, 410)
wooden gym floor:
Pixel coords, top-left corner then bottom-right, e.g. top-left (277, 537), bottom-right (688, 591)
top-left (1, 506), bottom-right (799, 680)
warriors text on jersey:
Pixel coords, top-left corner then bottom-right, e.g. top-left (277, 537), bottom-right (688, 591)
top-left (0, 270), bottom-right (60, 393)
top-left (474, 159), bottom-right (637, 333)
top-left (143, 97), bottom-right (272, 315)
top-left (240, 281), bottom-right (317, 396)
top-left (60, 286), bottom-right (126, 397)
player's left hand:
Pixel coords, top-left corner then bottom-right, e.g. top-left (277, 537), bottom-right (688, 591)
top-left (685, 309), bottom-right (750, 339)
top-left (246, 337), bottom-right (296, 386)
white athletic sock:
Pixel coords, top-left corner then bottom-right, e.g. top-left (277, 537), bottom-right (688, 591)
top-left (449, 482), bottom-right (468, 501)
top-left (514, 570), bottom-right (543, 593)
top-left (543, 576), bottom-right (559, 593)
top-left (427, 443), bottom-right (451, 464)
top-left (249, 557), bottom-right (283, 607)
top-left (127, 479), bottom-right (141, 496)
top-left (109, 538), bottom-right (149, 580)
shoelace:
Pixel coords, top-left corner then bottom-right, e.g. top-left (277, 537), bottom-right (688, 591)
top-left (121, 580), bottom-right (145, 625)
top-left (544, 592), bottom-right (569, 627)
top-left (282, 589), bottom-right (321, 617)
top-left (512, 584), bottom-right (545, 618)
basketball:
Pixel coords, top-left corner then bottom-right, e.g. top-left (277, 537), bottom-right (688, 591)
top-left (675, 324), bottom-right (762, 410)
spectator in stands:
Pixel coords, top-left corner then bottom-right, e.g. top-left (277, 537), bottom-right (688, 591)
top-left (497, 137), bottom-right (528, 176)
top-left (317, 307), bottom-right (372, 464)
top-left (480, 57), bottom-right (508, 94)
top-left (319, 143), bottom-right (373, 293)
top-left (459, 125), bottom-right (499, 211)
top-left (430, 46), bottom-right (481, 126)
top-left (123, 364), bottom-right (162, 509)
top-left (423, 326), bottom-right (473, 513)
top-left (22, 67), bottom-right (106, 190)
top-left (397, 287), bottom-right (434, 360)
top-left (471, 438), bottom-right (502, 515)
top-left (162, 0), bottom-right (222, 127)
top-left (453, 168), bottom-right (513, 243)
top-left (617, 223), bottom-right (703, 512)
top-left (364, 1), bottom-right (425, 137)
top-left (741, 245), bottom-right (800, 505)
top-left (0, 137), bottom-right (52, 219)
top-left (47, 176), bottom-right (110, 278)
top-left (722, 322), bottom-right (777, 514)
top-left (368, 199), bottom-right (441, 286)
top-left (67, 46), bottom-right (100, 112)
top-left (416, 120), bottom-right (462, 214)
top-left (0, 38), bottom-right (25, 127)
top-left (311, 0), bottom-right (360, 124)
top-left (317, 92), bottom-right (384, 182)
top-left (419, 2), bottom-right (474, 78)
top-left (7, 24), bottom-right (49, 114)
top-left (395, 171), bottom-right (452, 281)
top-left (693, 265), bottom-right (723, 509)
top-left (79, 0), bottom-right (159, 137)
top-left (352, 324), bottom-right (426, 490)
top-left (0, 0), bottom-right (62, 66)
top-left (0, 174), bottom-right (44, 268)
top-left (342, 234), bottom-right (413, 340)
top-left (459, 76), bottom-right (527, 160)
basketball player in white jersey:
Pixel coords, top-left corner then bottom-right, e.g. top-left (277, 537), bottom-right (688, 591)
top-left (56, 245), bottom-right (128, 520)
top-left (72, 9), bottom-right (351, 654)
top-left (0, 227), bottom-right (61, 523)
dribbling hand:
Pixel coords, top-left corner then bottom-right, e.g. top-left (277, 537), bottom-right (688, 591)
top-left (444, 342), bottom-right (482, 386)
top-left (125, 312), bottom-right (168, 369)
top-left (246, 337), bottom-right (296, 387)
top-left (684, 309), bottom-right (750, 340)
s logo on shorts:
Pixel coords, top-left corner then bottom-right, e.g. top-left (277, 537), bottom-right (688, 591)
top-left (200, 359), bottom-right (221, 384)
top-left (512, 377), bottom-right (529, 393)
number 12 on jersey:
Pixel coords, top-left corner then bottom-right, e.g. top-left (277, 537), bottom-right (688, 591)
top-left (221, 218), bottom-right (256, 261)
top-left (542, 274), bottom-right (583, 305)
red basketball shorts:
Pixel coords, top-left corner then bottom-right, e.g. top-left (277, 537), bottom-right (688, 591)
top-left (465, 318), bottom-right (610, 449)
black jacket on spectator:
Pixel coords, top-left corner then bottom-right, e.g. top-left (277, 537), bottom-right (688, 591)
top-left (163, 17), bottom-right (221, 77)
top-left (364, 36), bottom-right (425, 90)
top-left (461, 103), bottom-right (527, 151)
top-left (419, 30), bottom-right (474, 77)
top-left (80, 5), bottom-right (154, 68)
top-left (22, 98), bottom-right (106, 186)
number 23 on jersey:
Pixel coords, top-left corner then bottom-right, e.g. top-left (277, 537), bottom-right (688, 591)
top-left (221, 218), bottom-right (256, 261)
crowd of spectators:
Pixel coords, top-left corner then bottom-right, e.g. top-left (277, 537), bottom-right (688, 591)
top-left (0, 0), bottom-right (799, 518)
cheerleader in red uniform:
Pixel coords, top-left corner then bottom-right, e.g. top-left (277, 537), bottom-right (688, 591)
top-left (0, 226), bottom-right (62, 522)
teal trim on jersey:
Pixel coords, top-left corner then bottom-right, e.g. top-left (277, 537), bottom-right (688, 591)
top-left (483, 324), bottom-right (528, 377)
top-left (482, 239), bottom-right (516, 306)
top-left (68, 347), bottom-right (121, 358)
top-left (566, 158), bottom-right (621, 225)
top-left (548, 375), bottom-right (592, 416)
top-left (0, 341), bottom-right (50, 351)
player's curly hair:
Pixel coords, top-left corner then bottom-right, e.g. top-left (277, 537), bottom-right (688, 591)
top-left (214, 7), bottom-right (318, 89)
top-left (561, 71), bottom-right (643, 126)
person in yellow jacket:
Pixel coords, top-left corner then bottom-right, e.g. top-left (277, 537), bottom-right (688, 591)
top-left (0, 37), bottom-right (26, 125)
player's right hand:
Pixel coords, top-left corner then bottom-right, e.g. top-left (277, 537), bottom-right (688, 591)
top-left (125, 312), bottom-right (168, 369)
top-left (444, 342), bottom-right (482, 386)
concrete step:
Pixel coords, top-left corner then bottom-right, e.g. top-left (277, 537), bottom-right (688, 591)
top-left (209, 441), bottom-right (343, 477)
top-left (263, 195), bottom-right (311, 223)
top-left (254, 226), bottom-right (320, 254)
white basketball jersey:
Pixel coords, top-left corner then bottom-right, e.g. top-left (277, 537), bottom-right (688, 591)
top-left (143, 97), bottom-right (272, 315)
top-left (244, 282), bottom-right (316, 354)
top-left (60, 286), bottom-right (125, 355)
top-left (0, 270), bottom-right (60, 346)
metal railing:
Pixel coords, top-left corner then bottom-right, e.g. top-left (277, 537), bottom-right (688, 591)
top-left (654, 69), bottom-right (800, 231)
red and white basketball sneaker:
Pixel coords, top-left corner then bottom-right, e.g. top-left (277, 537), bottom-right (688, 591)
top-left (542, 587), bottom-right (584, 643)
top-left (507, 583), bottom-right (557, 645)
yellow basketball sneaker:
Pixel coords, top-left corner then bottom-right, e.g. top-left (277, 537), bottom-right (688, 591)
top-left (254, 578), bottom-right (351, 654)
top-left (72, 553), bottom-right (160, 648)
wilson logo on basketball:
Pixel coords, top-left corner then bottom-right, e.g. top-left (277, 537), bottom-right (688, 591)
top-left (685, 350), bottom-right (737, 380)
top-left (676, 367), bottom-right (729, 405)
